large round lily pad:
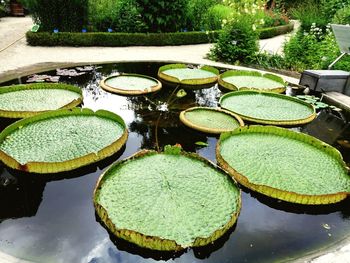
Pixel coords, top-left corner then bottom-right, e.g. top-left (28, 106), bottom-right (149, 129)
top-left (218, 70), bottom-right (286, 93)
top-left (220, 91), bottom-right (316, 126)
top-left (94, 145), bottom-right (241, 251)
top-left (100, 74), bottom-right (162, 95)
top-left (217, 125), bottom-right (350, 205)
top-left (0, 83), bottom-right (82, 118)
top-left (180, 107), bottom-right (244, 134)
top-left (158, 64), bottom-right (219, 88)
top-left (0, 108), bottom-right (128, 173)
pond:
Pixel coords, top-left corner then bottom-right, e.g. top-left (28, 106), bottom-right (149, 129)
top-left (0, 62), bottom-right (349, 263)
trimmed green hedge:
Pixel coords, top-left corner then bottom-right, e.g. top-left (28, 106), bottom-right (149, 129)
top-left (259, 22), bottom-right (294, 39)
top-left (26, 31), bottom-right (220, 46)
top-left (26, 23), bottom-right (294, 46)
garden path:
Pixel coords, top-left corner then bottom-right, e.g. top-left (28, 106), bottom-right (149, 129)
top-left (0, 16), bottom-right (299, 84)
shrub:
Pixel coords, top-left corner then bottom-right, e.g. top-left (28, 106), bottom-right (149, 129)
top-left (202, 4), bottom-right (234, 30)
top-left (186, 0), bottom-right (220, 30)
top-left (21, 0), bottom-right (88, 32)
top-left (321, 0), bottom-right (350, 21)
top-left (283, 24), bottom-right (350, 71)
top-left (135, 0), bottom-right (188, 32)
top-left (259, 22), bottom-right (294, 39)
top-left (291, 1), bottom-right (328, 31)
top-left (26, 31), bottom-right (219, 46)
top-left (88, 0), bottom-right (147, 33)
top-left (209, 15), bottom-right (259, 64)
top-left (332, 5), bottom-right (350, 24)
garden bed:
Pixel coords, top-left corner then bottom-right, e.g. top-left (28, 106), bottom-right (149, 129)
top-left (26, 23), bottom-right (294, 47)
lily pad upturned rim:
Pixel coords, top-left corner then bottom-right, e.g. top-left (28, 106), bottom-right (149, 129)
top-left (216, 125), bottom-right (350, 205)
top-left (157, 64), bottom-right (219, 87)
top-left (0, 83), bottom-right (83, 118)
top-left (100, 73), bottom-right (162, 95)
top-left (0, 108), bottom-right (128, 174)
top-left (218, 70), bottom-right (286, 93)
top-left (219, 90), bottom-right (317, 126)
top-left (179, 107), bottom-right (244, 134)
top-left (94, 148), bottom-right (241, 251)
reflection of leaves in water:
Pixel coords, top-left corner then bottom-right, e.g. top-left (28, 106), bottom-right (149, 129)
top-left (83, 71), bottom-right (109, 102)
top-left (0, 171), bottom-right (45, 221)
top-left (195, 85), bottom-right (222, 107)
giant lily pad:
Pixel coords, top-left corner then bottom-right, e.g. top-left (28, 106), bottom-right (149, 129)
top-left (180, 107), bottom-right (244, 134)
top-left (94, 146), bottom-right (241, 251)
top-left (217, 125), bottom-right (350, 205)
top-left (0, 83), bottom-right (82, 118)
top-left (0, 108), bottom-right (127, 173)
top-left (218, 70), bottom-right (286, 93)
top-left (157, 64), bottom-right (219, 88)
top-left (220, 91), bottom-right (316, 126)
top-left (100, 74), bottom-right (162, 95)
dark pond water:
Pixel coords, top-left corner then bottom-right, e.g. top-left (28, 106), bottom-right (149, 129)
top-left (0, 62), bottom-right (349, 263)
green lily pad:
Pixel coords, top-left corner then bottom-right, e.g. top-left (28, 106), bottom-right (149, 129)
top-left (100, 74), bottom-right (162, 95)
top-left (217, 125), bottom-right (350, 205)
top-left (220, 91), bottom-right (316, 126)
top-left (180, 107), bottom-right (244, 134)
top-left (218, 70), bottom-right (286, 93)
top-left (158, 64), bottom-right (219, 88)
top-left (94, 148), bottom-right (241, 251)
top-left (0, 83), bottom-right (82, 118)
top-left (0, 108), bottom-right (128, 173)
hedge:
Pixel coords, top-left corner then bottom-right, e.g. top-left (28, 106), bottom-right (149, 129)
top-left (26, 31), bottom-right (220, 46)
top-left (259, 22), bottom-right (295, 39)
top-left (26, 23), bottom-right (294, 46)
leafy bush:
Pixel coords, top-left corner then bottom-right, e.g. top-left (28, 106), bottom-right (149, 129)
top-left (332, 5), bottom-right (350, 24)
top-left (291, 1), bottom-right (328, 31)
top-left (21, 0), bottom-right (88, 32)
top-left (209, 15), bottom-right (259, 64)
top-left (0, 0), bottom-right (9, 17)
top-left (186, 0), bottom-right (220, 30)
top-left (88, 0), bottom-right (147, 32)
top-left (135, 0), bottom-right (187, 32)
top-left (202, 4), bottom-right (234, 30)
top-left (321, 0), bottom-right (350, 21)
top-left (283, 24), bottom-right (350, 71)
top-left (259, 10), bottom-right (289, 28)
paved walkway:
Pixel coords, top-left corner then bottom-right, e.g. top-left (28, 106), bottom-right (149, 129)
top-left (0, 16), bottom-right (299, 84)
top-left (0, 16), bottom-right (349, 263)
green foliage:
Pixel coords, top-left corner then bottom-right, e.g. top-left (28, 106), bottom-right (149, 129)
top-left (202, 4), bottom-right (234, 30)
top-left (135, 0), bottom-right (187, 32)
top-left (26, 31), bottom-right (219, 46)
top-left (21, 0), bottom-right (88, 32)
top-left (88, 0), bottom-right (147, 32)
top-left (209, 15), bottom-right (259, 64)
top-left (291, 1), bottom-right (328, 31)
top-left (186, 0), bottom-right (219, 30)
top-left (332, 5), bottom-right (350, 24)
top-left (259, 22), bottom-right (294, 39)
top-left (283, 25), bottom-right (350, 71)
top-left (321, 0), bottom-right (350, 21)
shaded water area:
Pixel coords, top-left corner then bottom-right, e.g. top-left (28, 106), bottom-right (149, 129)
top-left (0, 62), bottom-right (350, 263)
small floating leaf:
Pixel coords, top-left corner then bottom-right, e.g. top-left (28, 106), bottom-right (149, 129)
top-left (176, 89), bottom-right (187, 98)
top-left (195, 141), bottom-right (209, 147)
